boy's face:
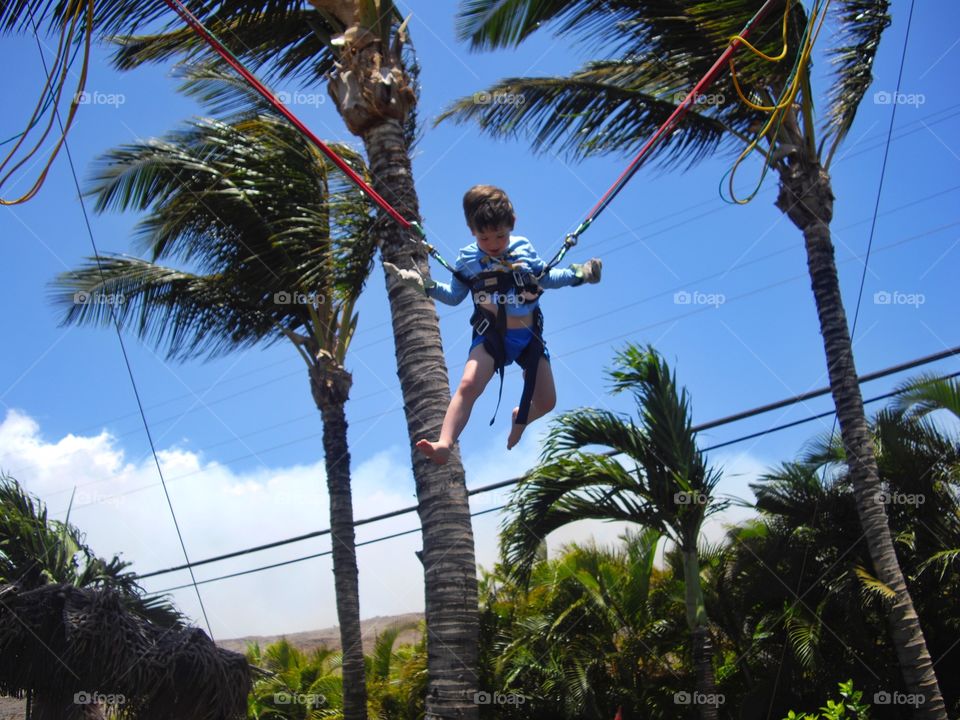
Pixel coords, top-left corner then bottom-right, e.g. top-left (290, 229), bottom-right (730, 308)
top-left (472, 224), bottom-right (512, 258)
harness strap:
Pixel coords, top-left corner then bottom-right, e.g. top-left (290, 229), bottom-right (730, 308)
top-left (469, 304), bottom-right (545, 427)
top-left (514, 308), bottom-right (545, 426)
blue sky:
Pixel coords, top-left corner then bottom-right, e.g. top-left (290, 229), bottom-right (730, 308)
top-left (1, 0), bottom-right (958, 638)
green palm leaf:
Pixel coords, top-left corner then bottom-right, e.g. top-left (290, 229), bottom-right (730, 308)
top-left (823, 0), bottom-right (892, 166)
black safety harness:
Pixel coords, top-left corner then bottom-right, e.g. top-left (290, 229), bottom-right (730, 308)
top-left (449, 253), bottom-right (574, 426)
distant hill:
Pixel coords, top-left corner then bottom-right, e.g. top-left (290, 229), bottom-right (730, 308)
top-left (217, 612), bottom-right (424, 656)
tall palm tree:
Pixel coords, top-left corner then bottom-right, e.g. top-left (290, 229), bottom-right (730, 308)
top-left (502, 344), bottom-right (725, 719)
top-left (49, 72), bottom-right (378, 720)
top-left (0, 474), bottom-right (251, 720)
top-left (439, 0), bottom-right (945, 713)
top-left (0, 5), bottom-right (481, 714)
top-left (709, 373), bottom-right (959, 714)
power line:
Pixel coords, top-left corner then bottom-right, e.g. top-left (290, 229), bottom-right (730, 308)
top-left (136, 346), bottom-right (958, 585)
top-left (15, 108), bottom-right (959, 483)
top-left (47, 218), bottom-right (960, 515)
top-left (144, 368), bottom-right (960, 596)
top-left (29, 20), bottom-right (213, 636)
top-left (17, 147), bottom-right (960, 491)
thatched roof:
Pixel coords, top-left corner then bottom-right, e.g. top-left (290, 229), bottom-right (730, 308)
top-left (0, 583), bottom-right (250, 719)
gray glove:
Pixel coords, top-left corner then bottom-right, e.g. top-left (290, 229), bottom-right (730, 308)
top-left (571, 258), bottom-right (602, 285)
top-left (383, 261), bottom-right (435, 294)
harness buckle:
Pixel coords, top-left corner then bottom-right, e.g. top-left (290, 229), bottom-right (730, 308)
top-left (473, 316), bottom-right (491, 336)
top-left (512, 270), bottom-right (525, 287)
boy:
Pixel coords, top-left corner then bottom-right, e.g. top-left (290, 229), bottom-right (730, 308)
top-left (385, 185), bottom-right (601, 465)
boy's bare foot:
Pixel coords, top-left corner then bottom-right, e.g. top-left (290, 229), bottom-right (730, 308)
top-left (416, 439), bottom-right (451, 465)
top-left (507, 407), bottom-right (526, 450)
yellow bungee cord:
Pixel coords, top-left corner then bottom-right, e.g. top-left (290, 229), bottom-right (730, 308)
top-left (0, 0), bottom-right (94, 206)
top-left (724, 0), bottom-right (832, 204)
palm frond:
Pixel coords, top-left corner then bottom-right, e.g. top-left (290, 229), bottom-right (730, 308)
top-left (892, 372), bottom-right (960, 421)
top-left (823, 0), bottom-right (892, 165)
top-left (752, 462), bottom-right (828, 521)
top-left (853, 564), bottom-right (895, 604)
top-left (540, 407), bottom-right (645, 463)
top-left (108, 4), bottom-right (338, 86)
top-left (918, 548), bottom-right (960, 581)
top-left (502, 453), bottom-right (667, 583)
top-left (50, 256), bottom-right (286, 361)
top-left (456, 0), bottom-right (662, 53)
top-left (437, 65), bottom-right (739, 168)
top-left (0, 0), bottom-right (167, 37)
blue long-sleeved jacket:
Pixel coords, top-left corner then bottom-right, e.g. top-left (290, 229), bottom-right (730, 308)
top-left (427, 235), bottom-right (579, 317)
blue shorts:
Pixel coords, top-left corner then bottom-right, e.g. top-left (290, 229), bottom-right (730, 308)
top-left (470, 327), bottom-right (550, 366)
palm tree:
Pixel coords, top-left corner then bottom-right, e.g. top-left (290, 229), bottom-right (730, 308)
top-left (502, 344), bottom-right (725, 719)
top-left (0, 472), bottom-right (179, 625)
top-left (707, 374), bottom-right (959, 714)
top-left (480, 529), bottom-right (675, 719)
top-left (49, 72), bottom-right (378, 720)
top-left (0, 5), bottom-right (481, 714)
top-left (439, 0), bottom-right (944, 713)
top-left (364, 621), bottom-right (420, 719)
top-left (0, 474), bottom-right (251, 720)
top-left (246, 638), bottom-right (344, 719)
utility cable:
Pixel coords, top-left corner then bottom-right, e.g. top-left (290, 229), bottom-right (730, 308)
top-left (29, 18), bottom-right (214, 637)
top-left (135, 346), bottom-right (959, 584)
top-left (144, 367), bottom-right (960, 594)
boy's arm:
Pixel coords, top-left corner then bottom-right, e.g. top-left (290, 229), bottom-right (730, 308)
top-left (541, 259), bottom-right (602, 288)
top-left (426, 272), bottom-right (470, 305)
top-left (384, 258), bottom-right (471, 305)
top-left (515, 236), bottom-right (601, 289)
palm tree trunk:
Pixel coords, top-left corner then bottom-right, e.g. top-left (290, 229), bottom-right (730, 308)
top-left (362, 118), bottom-right (480, 720)
top-left (311, 363), bottom-right (368, 720)
top-left (777, 161), bottom-right (946, 718)
top-left (682, 549), bottom-right (718, 720)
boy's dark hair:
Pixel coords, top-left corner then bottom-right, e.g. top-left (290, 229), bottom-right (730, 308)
top-left (463, 185), bottom-right (515, 232)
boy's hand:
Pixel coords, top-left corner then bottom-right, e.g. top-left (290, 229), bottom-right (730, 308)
top-left (383, 261), bottom-right (435, 294)
top-left (572, 258), bottom-right (602, 285)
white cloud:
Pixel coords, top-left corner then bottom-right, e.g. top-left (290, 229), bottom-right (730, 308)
top-left (0, 409), bottom-right (768, 642)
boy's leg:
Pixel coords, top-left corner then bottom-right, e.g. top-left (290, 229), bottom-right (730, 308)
top-left (507, 356), bottom-right (556, 450)
top-left (417, 343), bottom-right (497, 465)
